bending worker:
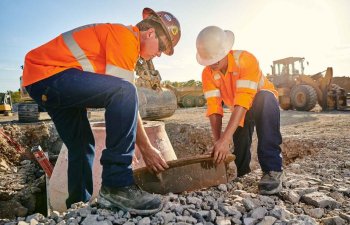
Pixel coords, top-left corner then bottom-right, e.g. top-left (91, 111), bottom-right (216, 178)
top-left (196, 26), bottom-right (283, 195)
top-left (22, 8), bottom-right (181, 215)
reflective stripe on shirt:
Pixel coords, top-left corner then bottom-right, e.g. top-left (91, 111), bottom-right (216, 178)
top-left (62, 27), bottom-right (95, 72)
top-left (236, 80), bottom-right (258, 90)
top-left (62, 23), bottom-right (136, 84)
top-left (258, 72), bottom-right (265, 89)
top-left (204, 89), bottom-right (221, 99)
top-left (233, 50), bottom-right (243, 67)
top-left (106, 64), bottom-right (135, 83)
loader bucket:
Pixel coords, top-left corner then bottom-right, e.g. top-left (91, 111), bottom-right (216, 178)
top-left (320, 67), bottom-right (333, 110)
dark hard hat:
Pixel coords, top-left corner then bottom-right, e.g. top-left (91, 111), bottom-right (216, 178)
top-left (143, 7), bottom-right (181, 55)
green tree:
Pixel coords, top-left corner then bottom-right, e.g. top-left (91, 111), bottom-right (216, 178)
top-left (10, 91), bottom-right (21, 103)
top-left (161, 79), bottom-right (202, 88)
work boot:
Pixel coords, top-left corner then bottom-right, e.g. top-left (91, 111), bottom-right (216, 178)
top-left (258, 171), bottom-right (283, 195)
top-left (97, 184), bottom-right (164, 215)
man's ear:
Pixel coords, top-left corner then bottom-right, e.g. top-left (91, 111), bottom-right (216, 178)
top-left (146, 27), bottom-right (156, 38)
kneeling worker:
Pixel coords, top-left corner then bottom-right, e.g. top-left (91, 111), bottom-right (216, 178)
top-left (196, 26), bottom-right (283, 194)
top-left (22, 8), bottom-right (181, 214)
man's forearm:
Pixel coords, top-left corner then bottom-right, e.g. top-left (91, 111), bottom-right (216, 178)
top-left (209, 114), bottom-right (223, 142)
top-left (136, 112), bottom-right (151, 152)
top-left (222, 105), bottom-right (247, 140)
top-left (135, 111), bottom-right (169, 172)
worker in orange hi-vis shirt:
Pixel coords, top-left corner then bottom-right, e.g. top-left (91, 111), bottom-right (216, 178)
top-left (196, 26), bottom-right (283, 195)
top-left (22, 8), bottom-right (181, 215)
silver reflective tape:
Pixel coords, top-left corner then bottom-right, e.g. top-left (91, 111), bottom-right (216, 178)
top-left (258, 73), bottom-right (265, 89)
top-left (112, 24), bottom-right (137, 36)
top-left (233, 50), bottom-right (243, 67)
top-left (105, 64), bottom-right (135, 83)
top-left (204, 89), bottom-right (221, 99)
top-left (67, 24), bottom-right (98, 33)
top-left (62, 32), bottom-right (95, 72)
top-left (236, 80), bottom-right (258, 90)
top-left (125, 25), bottom-right (134, 33)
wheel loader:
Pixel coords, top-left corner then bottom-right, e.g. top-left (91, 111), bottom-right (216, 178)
top-left (163, 85), bottom-right (206, 108)
top-left (267, 57), bottom-right (349, 111)
top-left (173, 86), bottom-right (206, 108)
top-left (18, 59), bottom-right (177, 122)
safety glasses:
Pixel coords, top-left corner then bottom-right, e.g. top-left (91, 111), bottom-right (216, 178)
top-left (157, 35), bottom-right (167, 53)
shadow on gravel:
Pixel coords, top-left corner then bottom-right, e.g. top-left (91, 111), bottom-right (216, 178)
top-left (281, 110), bottom-right (318, 126)
top-left (281, 109), bottom-right (350, 126)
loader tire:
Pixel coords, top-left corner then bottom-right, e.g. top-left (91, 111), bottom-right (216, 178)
top-left (195, 96), bottom-right (206, 107)
top-left (279, 96), bottom-right (292, 110)
top-left (18, 103), bottom-right (39, 123)
top-left (182, 96), bottom-right (195, 108)
top-left (290, 85), bottom-right (317, 111)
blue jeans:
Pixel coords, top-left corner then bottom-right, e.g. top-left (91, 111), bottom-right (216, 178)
top-left (233, 91), bottom-right (283, 176)
top-left (25, 68), bottom-right (138, 208)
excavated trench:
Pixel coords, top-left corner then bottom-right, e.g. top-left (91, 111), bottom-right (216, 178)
top-left (0, 120), bottom-right (324, 219)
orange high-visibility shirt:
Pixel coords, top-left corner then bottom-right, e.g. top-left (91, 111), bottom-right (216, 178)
top-left (202, 50), bottom-right (278, 126)
top-left (23, 23), bottom-right (140, 86)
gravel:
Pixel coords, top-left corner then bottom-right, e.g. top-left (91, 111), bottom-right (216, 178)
top-left (1, 109), bottom-right (349, 225)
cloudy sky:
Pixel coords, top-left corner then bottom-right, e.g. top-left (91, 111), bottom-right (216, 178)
top-left (1, 0), bottom-right (349, 92)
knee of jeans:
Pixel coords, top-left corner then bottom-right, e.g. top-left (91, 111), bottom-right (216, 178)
top-left (124, 82), bottom-right (137, 96)
top-left (108, 80), bottom-right (137, 99)
top-left (112, 81), bottom-right (138, 106)
top-left (262, 91), bottom-right (278, 102)
top-left (123, 82), bottom-right (138, 103)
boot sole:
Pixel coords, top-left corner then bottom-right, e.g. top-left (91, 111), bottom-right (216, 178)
top-left (97, 193), bottom-right (165, 216)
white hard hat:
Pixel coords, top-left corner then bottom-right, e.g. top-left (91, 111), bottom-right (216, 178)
top-left (196, 26), bottom-right (234, 66)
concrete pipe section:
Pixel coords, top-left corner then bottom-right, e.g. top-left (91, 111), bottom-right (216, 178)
top-left (48, 121), bottom-right (176, 212)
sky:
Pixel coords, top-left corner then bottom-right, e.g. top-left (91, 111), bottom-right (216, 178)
top-left (1, 0), bottom-right (349, 92)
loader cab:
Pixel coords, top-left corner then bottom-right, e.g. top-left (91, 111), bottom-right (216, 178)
top-left (269, 57), bottom-right (306, 88)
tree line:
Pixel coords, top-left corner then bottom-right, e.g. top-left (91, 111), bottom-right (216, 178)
top-left (162, 79), bottom-right (202, 87)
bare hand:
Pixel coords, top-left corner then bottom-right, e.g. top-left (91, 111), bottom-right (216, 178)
top-left (212, 137), bottom-right (232, 164)
top-left (141, 146), bottom-right (169, 173)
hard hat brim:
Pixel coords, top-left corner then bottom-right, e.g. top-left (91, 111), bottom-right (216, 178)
top-left (196, 30), bottom-right (235, 66)
top-left (142, 7), bottom-right (174, 56)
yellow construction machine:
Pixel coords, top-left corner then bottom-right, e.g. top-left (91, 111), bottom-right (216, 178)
top-left (0, 91), bottom-right (13, 116)
top-left (268, 57), bottom-right (349, 111)
top-left (169, 86), bottom-right (206, 108)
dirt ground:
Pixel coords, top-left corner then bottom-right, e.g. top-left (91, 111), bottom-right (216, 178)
top-left (0, 106), bottom-right (349, 223)
top-left (163, 106), bottom-right (350, 166)
top-left (0, 106), bottom-right (349, 176)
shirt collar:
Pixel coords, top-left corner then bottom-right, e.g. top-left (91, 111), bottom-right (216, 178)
top-left (227, 50), bottom-right (234, 74)
top-left (132, 26), bottom-right (141, 55)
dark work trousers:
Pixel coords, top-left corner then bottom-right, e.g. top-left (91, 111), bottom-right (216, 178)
top-left (25, 68), bottom-right (138, 208)
top-left (233, 90), bottom-right (282, 177)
